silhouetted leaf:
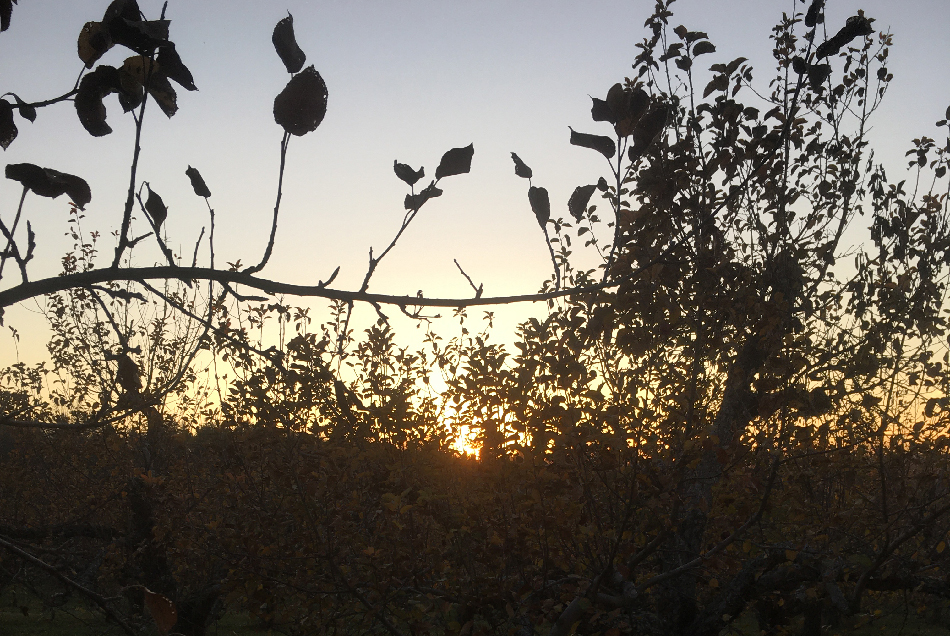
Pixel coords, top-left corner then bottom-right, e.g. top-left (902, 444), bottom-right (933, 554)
top-left (569, 127), bottom-right (615, 159)
top-left (807, 63), bottom-right (832, 90)
top-left (145, 183), bottom-right (167, 230)
top-left (511, 152), bottom-right (532, 179)
top-left (435, 143), bottom-right (474, 179)
top-left (703, 74), bottom-right (729, 98)
top-left (597, 177), bottom-right (609, 192)
top-left (404, 181), bottom-right (442, 211)
top-left (75, 65), bottom-right (123, 136)
top-left (945, 105), bottom-right (950, 121)
top-left (9, 94), bottom-right (35, 122)
top-left (102, 0), bottom-right (169, 56)
top-left (120, 56), bottom-right (176, 116)
top-left (5, 163), bottom-right (91, 209)
top-left (0, 99), bottom-right (15, 150)
top-left (725, 57), bottom-right (747, 75)
top-left (393, 161), bottom-right (424, 186)
top-left (816, 14), bottom-right (874, 59)
top-left (157, 42), bottom-right (197, 91)
top-left (693, 41), bottom-right (716, 56)
top-left (78, 21), bottom-right (113, 68)
top-left (528, 186), bottom-right (550, 227)
top-left (606, 84), bottom-right (650, 136)
top-left (143, 588), bottom-right (176, 634)
top-left (674, 56), bottom-right (692, 72)
top-left (805, 0), bottom-right (824, 27)
top-left (792, 56), bottom-right (807, 75)
top-left (273, 65), bottom-right (328, 136)
top-left (0, 0), bottom-right (15, 33)
top-left (631, 104), bottom-right (669, 156)
top-left (591, 97), bottom-right (612, 122)
top-left (272, 13), bottom-right (306, 74)
top-left (568, 184), bottom-right (597, 221)
top-left (185, 165), bottom-right (211, 198)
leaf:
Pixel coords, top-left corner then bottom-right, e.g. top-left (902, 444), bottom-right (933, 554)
top-left (5, 163), bottom-right (91, 209)
top-left (528, 186), bottom-right (550, 227)
top-left (185, 165), bottom-right (211, 198)
top-left (792, 56), bottom-right (807, 75)
top-left (606, 84), bottom-right (650, 136)
top-left (805, 0), bottom-right (825, 27)
top-left (144, 184), bottom-right (168, 230)
top-left (404, 181), bottom-right (442, 211)
top-left (393, 160), bottom-right (424, 186)
top-left (703, 74), bottom-right (729, 98)
top-left (0, 98), bottom-right (16, 150)
top-left (725, 57), bottom-right (747, 75)
top-left (597, 177), bottom-right (609, 192)
top-left (435, 143), bottom-right (474, 179)
top-left (807, 63), bottom-right (832, 90)
top-left (10, 94), bottom-right (35, 122)
top-left (0, 0), bottom-right (14, 32)
top-left (693, 41), bottom-right (716, 56)
top-left (816, 14), bottom-right (874, 59)
top-left (590, 97), bottom-right (613, 122)
top-left (75, 66), bottom-right (122, 136)
top-left (143, 588), bottom-right (177, 634)
top-left (569, 127), bottom-right (615, 159)
top-left (157, 42), bottom-right (197, 91)
top-left (674, 56), bottom-right (692, 72)
top-left (78, 21), bottom-right (113, 68)
top-left (510, 152), bottom-right (532, 179)
top-left (145, 73), bottom-right (178, 117)
top-left (631, 104), bottom-right (670, 156)
top-left (273, 65), bottom-right (328, 136)
top-left (938, 541), bottom-right (946, 554)
top-left (272, 13), bottom-right (306, 74)
top-left (568, 184), bottom-right (597, 221)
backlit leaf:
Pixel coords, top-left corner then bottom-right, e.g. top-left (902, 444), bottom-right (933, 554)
top-left (143, 588), bottom-right (177, 634)
top-left (272, 13), bottom-right (306, 74)
top-left (78, 21), bottom-right (113, 68)
top-left (693, 41), bottom-right (716, 56)
top-left (528, 186), bottom-right (550, 227)
top-left (394, 161), bottom-right (424, 186)
top-left (568, 184), bottom-right (596, 221)
top-left (435, 144), bottom-right (474, 179)
top-left (0, 98), bottom-right (15, 150)
top-left (157, 42), bottom-right (197, 91)
top-left (274, 65), bottom-right (328, 136)
top-left (186, 165), bottom-right (211, 198)
top-left (510, 152), bottom-right (532, 179)
top-left (5, 163), bottom-right (91, 209)
top-left (569, 127), bottom-right (615, 159)
top-left (144, 183), bottom-right (168, 230)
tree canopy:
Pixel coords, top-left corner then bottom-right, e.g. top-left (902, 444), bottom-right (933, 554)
top-left (1, 0), bottom-right (949, 635)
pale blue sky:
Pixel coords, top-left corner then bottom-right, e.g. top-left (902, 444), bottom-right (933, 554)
top-left (1, 0), bottom-right (948, 364)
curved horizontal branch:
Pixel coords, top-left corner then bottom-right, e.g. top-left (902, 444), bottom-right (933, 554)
top-left (0, 265), bottom-right (622, 312)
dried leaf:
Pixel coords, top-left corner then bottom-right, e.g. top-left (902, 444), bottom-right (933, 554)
top-left (528, 186), bottom-right (550, 227)
top-left (393, 161), bottom-right (424, 186)
top-left (0, 98), bottom-right (16, 150)
top-left (5, 163), bottom-right (91, 209)
top-left (75, 66), bottom-right (122, 136)
top-left (435, 143), bottom-right (474, 179)
top-left (816, 14), bottom-right (874, 60)
top-left (146, 73), bottom-right (178, 117)
top-left (272, 13), bottom-right (306, 74)
top-left (568, 184), bottom-right (597, 221)
top-left (185, 165), bottom-right (211, 198)
top-left (273, 65), bottom-right (328, 136)
top-left (144, 184), bottom-right (168, 230)
top-left (143, 588), bottom-right (177, 634)
top-left (510, 152), bottom-right (532, 179)
top-left (157, 42), bottom-right (197, 91)
top-left (78, 21), bottom-right (113, 68)
top-left (569, 127), bottom-right (615, 159)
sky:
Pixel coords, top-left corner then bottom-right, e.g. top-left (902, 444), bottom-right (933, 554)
top-left (1, 0), bottom-right (948, 366)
